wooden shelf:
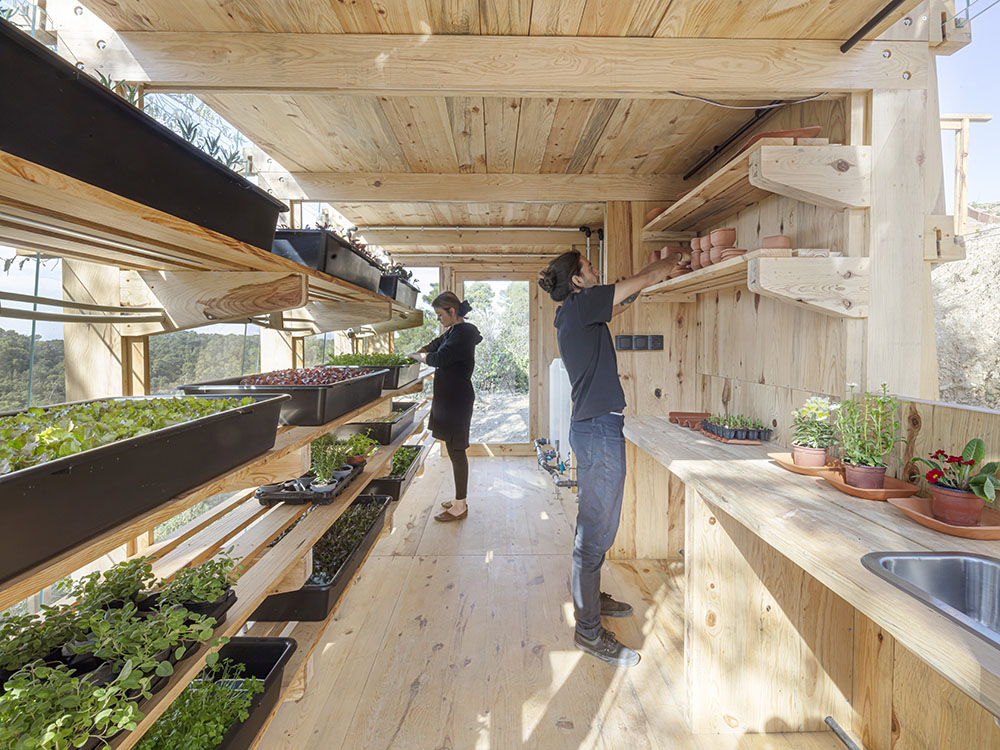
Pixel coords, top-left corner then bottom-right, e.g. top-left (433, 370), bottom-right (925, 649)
top-left (0, 369), bottom-right (434, 613)
top-left (0, 149), bottom-right (421, 335)
top-left (642, 249), bottom-right (869, 318)
top-left (643, 139), bottom-right (871, 234)
top-left (105, 400), bottom-right (434, 750)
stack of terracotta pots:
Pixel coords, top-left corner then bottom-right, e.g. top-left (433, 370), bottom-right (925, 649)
top-left (691, 228), bottom-right (746, 268)
top-left (655, 244), bottom-right (692, 278)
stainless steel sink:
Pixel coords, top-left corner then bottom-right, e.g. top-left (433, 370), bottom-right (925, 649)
top-left (862, 552), bottom-right (1000, 649)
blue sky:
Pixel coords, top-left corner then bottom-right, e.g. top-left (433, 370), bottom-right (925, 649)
top-left (938, 7), bottom-right (1000, 208)
top-left (3, 16), bottom-right (999, 339)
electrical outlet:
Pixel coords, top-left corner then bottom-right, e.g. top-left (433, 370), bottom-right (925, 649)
top-left (649, 335), bottom-right (664, 350)
top-left (632, 335), bottom-right (649, 350)
top-left (615, 335), bottom-right (633, 350)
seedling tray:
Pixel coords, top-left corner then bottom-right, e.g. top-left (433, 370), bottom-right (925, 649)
top-left (176, 367), bottom-right (387, 426)
top-left (700, 428), bottom-right (763, 445)
top-left (378, 275), bottom-right (419, 307)
top-left (271, 229), bottom-right (382, 291)
top-left (337, 400), bottom-right (419, 445)
top-left (340, 362), bottom-right (421, 390)
top-left (251, 495), bottom-right (390, 622)
top-left (0, 22), bottom-right (286, 250)
top-left (255, 462), bottom-right (365, 506)
top-left (0, 394), bottom-right (285, 586)
top-left (364, 442), bottom-right (429, 503)
top-left (214, 637), bottom-right (298, 750)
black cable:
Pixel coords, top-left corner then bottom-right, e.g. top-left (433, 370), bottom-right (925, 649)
top-left (841, 0), bottom-right (907, 53)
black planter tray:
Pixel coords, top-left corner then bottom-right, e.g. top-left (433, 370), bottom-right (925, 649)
top-left (0, 394), bottom-right (286, 586)
top-left (378, 275), bottom-right (419, 308)
top-left (137, 587), bottom-right (238, 628)
top-left (364, 442), bottom-right (429, 503)
top-left (255, 462), bottom-right (365, 506)
top-left (0, 22), bottom-right (286, 250)
top-left (251, 495), bottom-right (390, 622)
top-left (271, 229), bottom-right (383, 292)
top-left (176, 367), bottom-right (388, 426)
top-left (337, 400), bottom-right (419, 445)
top-left (340, 362), bottom-right (421, 390)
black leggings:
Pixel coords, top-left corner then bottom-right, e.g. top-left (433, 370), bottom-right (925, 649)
top-left (448, 445), bottom-right (468, 500)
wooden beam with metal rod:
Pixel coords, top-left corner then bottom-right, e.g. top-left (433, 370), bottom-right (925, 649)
top-left (357, 227), bottom-right (586, 246)
top-left (75, 33), bottom-right (926, 97)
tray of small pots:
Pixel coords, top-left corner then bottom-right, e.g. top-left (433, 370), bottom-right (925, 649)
top-left (701, 414), bottom-right (771, 444)
top-left (256, 432), bottom-right (378, 506)
top-left (0, 553), bottom-right (240, 750)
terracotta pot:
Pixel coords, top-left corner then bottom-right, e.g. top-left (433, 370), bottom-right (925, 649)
top-left (929, 484), bottom-right (985, 526)
top-left (709, 246), bottom-right (724, 264)
top-left (710, 227), bottom-right (737, 247)
top-left (762, 235), bottom-right (792, 249)
top-left (690, 251), bottom-right (702, 270)
top-left (700, 236), bottom-right (713, 252)
top-left (690, 237), bottom-right (701, 251)
top-left (792, 444), bottom-right (827, 467)
top-left (843, 463), bottom-right (887, 490)
top-left (346, 455), bottom-right (366, 466)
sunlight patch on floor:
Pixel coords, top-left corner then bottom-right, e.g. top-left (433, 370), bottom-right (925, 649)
top-left (520, 648), bottom-right (585, 741)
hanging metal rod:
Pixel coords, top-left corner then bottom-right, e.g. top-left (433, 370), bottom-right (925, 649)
top-left (683, 100), bottom-right (782, 180)
top-left (840, 0), bottom-right (907, 53)
top-left (354, 225), bottom-right (589, 233)
top-left (0, 291), bottom-right (164, 315)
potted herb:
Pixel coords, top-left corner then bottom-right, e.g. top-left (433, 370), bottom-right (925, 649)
top-left (365, 446), bottom-right (424, 503)
top-left (340, 433), bottom-right (378, 466)
top-left (836, 384), bottom-right (904, 489)
top-left (0, 660), bottom-right (147, 750)
top-left (790, 397), bottom-right (837, 467)
top-left (154, 551), bottom-right (241, 622)
top-left (912, 439), bottom-right (1000, 526)
top-left (0, 606), bottom-right (90, 684)
top-left (72, 557), bottom-right (156, 611)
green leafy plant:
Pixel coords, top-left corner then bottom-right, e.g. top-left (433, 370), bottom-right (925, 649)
top-left (157, 551), bottom-right (241, 608)
top-left (0, 660), bottom-right (146, 750)
top-left (326, 352), bottom-right (416, 367)
top-left (135, 659), bottom-right (264, 750)
top-left (309, 500), bottom-right (385, 586)
top-left (175, 117), bottom-right (200, 144)
top-left (791, 396), bottom-right (837, 449)
top-left (341, 432), bottom-right (378, 460)
top-left (0, 606), bottom-right (90, 673)
top-left (81, 602), bottom-right (221, 687)
top-left (72, 557), bottom-right (155, 611)
top-left (310, 435), bottom-right (349, 482)
top-left (913, 439), bottom-right (1000, 501)
top-left (0, 396), bottom-right (253, 476)
top-left (388, 446), bottom-right (420, 478)
top-left (836, 384), bottom-right (904, 468)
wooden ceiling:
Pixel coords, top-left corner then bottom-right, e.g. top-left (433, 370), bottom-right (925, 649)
top-left (74, 0), bottom-right (921, 259)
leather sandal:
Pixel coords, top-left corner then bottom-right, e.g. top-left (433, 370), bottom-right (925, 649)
top-left (434, 507), bottom-right (467, 522)
top-left (441, 500), bottom-right (453, 509)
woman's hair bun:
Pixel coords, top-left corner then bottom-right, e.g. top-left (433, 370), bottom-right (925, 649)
top-left (458, 300), bottom-right (473, 316)
top-left (537, 268), bottom-right (557, 294)
top-left (538, 251), bottom-right (583, 302)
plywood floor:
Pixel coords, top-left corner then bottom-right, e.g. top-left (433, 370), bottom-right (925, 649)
top-left (256, 449), bottom-right (842, 750)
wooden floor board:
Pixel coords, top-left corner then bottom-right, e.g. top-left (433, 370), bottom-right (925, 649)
top-left (256, 455), bottom-right (844, 750)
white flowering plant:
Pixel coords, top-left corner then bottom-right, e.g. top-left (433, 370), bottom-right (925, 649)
top-left (791, 396), bottom-right (837, 449)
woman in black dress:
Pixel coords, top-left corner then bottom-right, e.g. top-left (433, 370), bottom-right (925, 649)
top-left (408, 291), bottom-right (482, 522)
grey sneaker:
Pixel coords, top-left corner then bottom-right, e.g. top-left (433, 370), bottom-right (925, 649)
top-left (600, 592), bottom-right (633, 618)
top-left (574, 628), bottom-right (640, 667)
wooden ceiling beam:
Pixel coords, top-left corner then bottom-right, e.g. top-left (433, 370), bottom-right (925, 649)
top-left (257, 172), bottom-right (685, 203)
top-left (82, 34), bottom-right (925, 97)
top-left (359, 228), bottom-right (582, 245)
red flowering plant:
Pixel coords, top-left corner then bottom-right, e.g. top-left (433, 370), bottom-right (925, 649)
top-left (912, 438), bottom-right (1000, 501)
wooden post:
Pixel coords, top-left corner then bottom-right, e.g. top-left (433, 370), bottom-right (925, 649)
top-left (121, 336), bottom-right (150, 396)
top-left (260, 328), bottom-right (299, 371)
top-left (62, 260), bottom-right (124, 400)
top-left (940, 113), bottom-right (992, 235)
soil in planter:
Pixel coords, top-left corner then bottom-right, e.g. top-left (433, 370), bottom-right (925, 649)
top-left (308, 500), bottom-right (386, 585)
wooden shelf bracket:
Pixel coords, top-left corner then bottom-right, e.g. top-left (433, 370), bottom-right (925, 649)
top-left (923, 214), bottom-right (966, 263)
top-left (748, 145), bottom-right (872, 210)
top-left (747, 256), bottom-right (869, 318)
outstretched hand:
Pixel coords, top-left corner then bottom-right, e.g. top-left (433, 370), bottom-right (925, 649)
top-left (641, 254), bottom-right (680, 285)
top-left (407, 351), bottom-right (427, 364)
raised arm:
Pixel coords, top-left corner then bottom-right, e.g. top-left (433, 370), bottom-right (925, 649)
top-left (611, 255), bottom-right (679, 317)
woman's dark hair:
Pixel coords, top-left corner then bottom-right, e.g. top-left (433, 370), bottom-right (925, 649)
top-left (432, 291), bottom-right (472, 317)
top-left (538, 250), bottom-right (583, 302)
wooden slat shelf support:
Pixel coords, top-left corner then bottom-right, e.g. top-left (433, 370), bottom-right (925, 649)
top-left (643, 140), bottom-right (871, 234)
top-left (923, 214), bottom-right (966, 263)
top-left (747, 256), bottom-right (869, 318)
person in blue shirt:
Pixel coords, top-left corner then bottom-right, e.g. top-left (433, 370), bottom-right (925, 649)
top-left (538, 250), bottom-right (678, 667)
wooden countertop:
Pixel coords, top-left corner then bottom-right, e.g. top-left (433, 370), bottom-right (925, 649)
top-left (624, 415), bottom-right (1000, 719)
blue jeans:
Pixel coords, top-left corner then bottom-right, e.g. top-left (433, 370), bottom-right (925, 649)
top-left (569, 412), bottom-right (627, 640)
